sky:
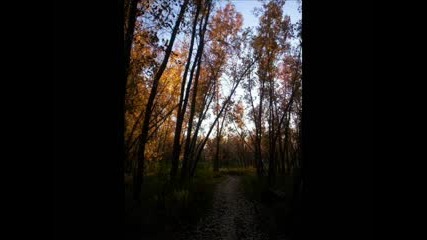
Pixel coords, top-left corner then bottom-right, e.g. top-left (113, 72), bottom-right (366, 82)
top-left (226, 0), bottom-right (301, 28)
top-left (224, 0), bottom-right (301, 47)
top-left (169, 0), bottom-right (301, 44)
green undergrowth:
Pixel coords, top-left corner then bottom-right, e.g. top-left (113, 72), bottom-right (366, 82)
top-left (240, 173), bottom-right (298, 239)
top-left (218, 167), bottom-right (257, 176)
top-left (125, 162), bottom-right (224, 239)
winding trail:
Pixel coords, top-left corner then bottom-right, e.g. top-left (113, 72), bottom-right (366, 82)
top-left (176, 175), bottom-right (274, 240)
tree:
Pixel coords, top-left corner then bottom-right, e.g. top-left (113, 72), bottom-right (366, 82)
top-left (170, 0), bottom-right (204, 179)
top-left (190, 43), bottom-right (257, 177)
top-left (187, 2), bottom-right (243, 174)
top-left (133, 0), bottom-right (190, 201)
top-left (247, 0), bottom-right (294, 183)
top-left (124, 0), bottom-right (140, 78)
top-left (176, 0), bottom-right (214, 179)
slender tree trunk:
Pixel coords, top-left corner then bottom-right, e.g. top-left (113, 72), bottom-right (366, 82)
top-left (171, 3), bottom-right (201, 179)
top-left (124, 0), bottom-right (141, 80)
top-left (124, 0), bottom-right (140, 178)
top-left (284, 116), bottom-right (289, 175)
top-left (188, 71), bottom-right (218, 173)
top-left (214, 77), bottom-right (220, 172)
top-left (214, 106), bottom-right (228, 171)
top-left (268, 71), bottom-right (276, 185)
top-left (188, 86), bottom-right (215, 161)
top-left (181, 2), bottom-right (211, 178)
top-left (256, 80), bottom-right (265, 177)
top-left (170, 23), bottom-right (203, 178)
top-left (214, 135), bottom-right (220, 171)
top-left (133, 0), bottom-right (189, 201)
top-left (278, 128), bottom-right (285, 174)
top-left (190, 58), bottom-right (257, 177)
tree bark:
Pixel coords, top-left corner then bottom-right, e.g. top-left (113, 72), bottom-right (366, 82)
top-left (124, 0), bottom-right (140, 80)
top-left (133, 0), bottom-right (189, 201)
top-left (181, 2), bottom-right (212, 179)
top-left (170, 2), bottom-right (201, 179)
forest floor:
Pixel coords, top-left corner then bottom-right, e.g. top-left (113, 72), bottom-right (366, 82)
top-left (175, 175), bottom-right (281, 240)
top-left (125, 171), bottom-right (295, 240)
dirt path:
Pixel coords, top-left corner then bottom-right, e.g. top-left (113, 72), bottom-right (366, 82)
top-left (175, 175), bottom-right (272, 240)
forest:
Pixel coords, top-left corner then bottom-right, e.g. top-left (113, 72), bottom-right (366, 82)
top-left (124, 0), bottom-right (303, 239)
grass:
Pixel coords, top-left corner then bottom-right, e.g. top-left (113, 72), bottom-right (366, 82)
top-left (125, 164), bottom-right (302, 239)
top-left (125, 162), bottom-right (224, 240)
top-left (218, 167), bottom-right (257, 176)
top-left (202, 166), bottom-right (300, 238)
top-left (240, 173), bottom-right (299, 239)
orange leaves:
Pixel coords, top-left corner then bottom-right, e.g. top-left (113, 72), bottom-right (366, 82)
top-left (231, 101), bottom-right (245, 129)
top-left (204, 3), bottom-right (243, 81)
top-left (208, 3), bottom-right (242, 52)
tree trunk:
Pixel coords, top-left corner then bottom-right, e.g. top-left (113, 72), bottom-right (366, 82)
top-left (170, 2), bottom-right (201, 179)
top-left (171, 29), bottom-right (203, 178)
top-left (278, 129), bottom-right (285, 174)
top-left (214, 76), bottom-right (220, 172)
top-left (190, 58), bottom-right (257, 177)
top-left (268, 72), bottom-right (276, 186)
top-left (133, 0), bottom-right (189, 201)
top-left (256, 78), bottom-right (265, 177)
top-left (181, 2), bottom-right (211, 178)
top-left (124, 0), bottom-right (140, 80)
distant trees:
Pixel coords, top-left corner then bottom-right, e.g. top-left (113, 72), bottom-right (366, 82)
top-left (241, 0), bottom-right (302, 185)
